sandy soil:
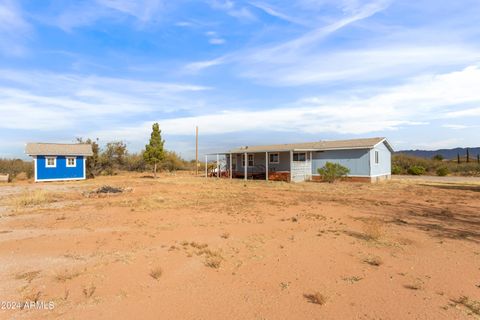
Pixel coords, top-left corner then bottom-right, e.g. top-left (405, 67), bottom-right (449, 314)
top-left (0, 173), bottom-right (479, 319)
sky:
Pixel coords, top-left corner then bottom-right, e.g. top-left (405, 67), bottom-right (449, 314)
top-left (1, 0), bottom-right (480, 159)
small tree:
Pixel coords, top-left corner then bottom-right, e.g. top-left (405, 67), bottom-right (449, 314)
top-left (317, 162), bottom-right (350, 183)
top-left (432, 154), bottom-right (444, 161)
top-left (76, 137), bottom-right (101, 178)
top-left (144, 123), bottom-right (165, 178)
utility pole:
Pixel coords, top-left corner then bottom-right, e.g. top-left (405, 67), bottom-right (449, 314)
top-left (195, 126), bottom-right (199, 175)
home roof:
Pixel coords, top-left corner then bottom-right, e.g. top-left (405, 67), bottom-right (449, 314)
top-left (228, 137), bottom-right (393, 153)
top-left (25, 143), bottom-right (94, 156)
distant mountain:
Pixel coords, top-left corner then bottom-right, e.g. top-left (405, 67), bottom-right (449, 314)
top-left (396, 147), bottom-right (480, 160)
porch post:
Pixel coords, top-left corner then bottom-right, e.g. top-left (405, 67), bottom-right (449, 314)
top-left (229, 153), bottom-right (233, 179)
top-left (309, 151), bottom-right (313, 181)
top-left (289, 150), bottom-right (293, 183)
top-left (265, 152), bottom-right (268, 181)
top-left (216, 154), bottom-right (220, 179)
top-left (205, 155), bottom-right (208, 178)
top-left (244, 152), bottom-right (247, 181)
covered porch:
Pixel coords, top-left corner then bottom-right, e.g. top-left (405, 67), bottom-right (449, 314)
top-left (204, 151), bottom-right (313, 182)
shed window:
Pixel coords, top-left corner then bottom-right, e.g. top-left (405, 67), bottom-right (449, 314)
top-left (293, 152), bottom-right (306, 162)
top-left (269, 153), bottom-right (279, 164)
top-left (66, 157), bottom-right (76, 167)
top-left (46, 157), bottom-right (56, 168)
top-left (375, 151), bottom-right (379, 164)
top-left (242, 154), bottom-right (254, 167)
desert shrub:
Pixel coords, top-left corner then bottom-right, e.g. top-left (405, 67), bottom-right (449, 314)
top-left (124, 153), bottom-right (147, 172)
top-left (0, 159), bottom-right (33, 179)
top-left (15, 172), bottom-right (28, 181)
top-left (161, 151), bottom-right (187, 171)
top-left (317, 162), bottom-right (350, 183)
top-left (436, 167), bottom-right (449, 176)
top-left (393, 153), bottom-right (480, 177)
top-left (407, 165), bottom-right (426, 175)
top-left (391, 164), bottom-right (402, 175)
top-left (432, 154), bottom-right (444, 161)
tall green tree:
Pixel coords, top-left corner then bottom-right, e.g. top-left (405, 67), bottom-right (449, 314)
top-left (144, 123), bottom-right (165, 178)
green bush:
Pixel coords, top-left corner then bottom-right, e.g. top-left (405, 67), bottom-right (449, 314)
top-left (407, 165), bottom-right (426, 175)
top-left (391, 164), bottom-right (402, 175)
top-left (436, 167), bottom-right (449, 176)
top-left (317, 162), bottom-right (350, 183)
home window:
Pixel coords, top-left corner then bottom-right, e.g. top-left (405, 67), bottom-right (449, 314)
top-left (269, 153), bottom-right (279, 164)
top-left (46, 157), bottom-right (56, 168)
top-left (66, 157), bottom-right (76, 167)
top-left (375, 151), bottom-right (379, 164)
top-left (293, 152), bottom-right (306, 162)
top-left (242, 154), bottom-right (254, 167)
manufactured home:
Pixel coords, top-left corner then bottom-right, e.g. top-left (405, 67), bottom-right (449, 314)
top-left (25, 143), bottom-right (93, 182)
top-left (206, 137), bottom-right (393, 183)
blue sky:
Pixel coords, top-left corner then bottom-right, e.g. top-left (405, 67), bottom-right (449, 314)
top-left (1, 0), bottom-right (480, 159)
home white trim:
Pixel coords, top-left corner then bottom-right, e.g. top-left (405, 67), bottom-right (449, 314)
top-left (36, 177), bottom-right (86, 182)
top-left (293, 152), bottom-right (307, 162)
top-left (269, 152), bottom-right (279, 164)
top-left (312, 173), bottom-right (390, 178)
top-left (66, 156), bottom-right (76, 167)
top-left (33, 156), bottom-right (37, 182)
top-left (83, 157), bottom-right (86, 179)
top-left (45, 156), bottom-right (57, 168)
top-left (242, 154), bottom-right (255, 167)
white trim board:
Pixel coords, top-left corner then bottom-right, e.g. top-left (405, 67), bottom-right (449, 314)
top-left (35, 177), bottom-right (86, 182)
top-left (312, 173), bottom-right (391, 178)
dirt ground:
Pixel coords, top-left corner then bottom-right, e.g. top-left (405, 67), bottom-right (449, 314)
top-left (0, 172), bottom-right (479, 319)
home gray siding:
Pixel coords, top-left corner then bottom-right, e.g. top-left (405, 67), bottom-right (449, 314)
top-left (370, 141), bottom-right (391, 176)
top-left (231, 151), bottom-right (290, 173)
top-left (311, 149), bottom-right (371, 176)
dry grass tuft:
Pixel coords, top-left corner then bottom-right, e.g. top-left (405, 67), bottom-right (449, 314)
top-left (13, 190), bottom-right (56, 208)
top-left (23, 290), bottom-right (42, 303)
top-left (190, 242), bottom-right (208, 249)
top-left (200, 249), bottom-right (223, 268)
top-left (363, 256), bottom-right (383, 266)
top-left (15, 270), bottom-right (41, 283)
top-left (455, 296), bottom-right (480, 315)
top-left (362, 218), bottom-right (385, 241)
top-left (304, 292), bottom-right (327, 305)
top-left (220, 232), bottom-right (230, 239)
top-left (343, 276), bottom-right (363, 283)
top-left (83, 284), bottom-right (96, 299)
top-left (55, 269), bottom-right (81, 282)
top-left (403, 279), bottom-right (424, 290)
top-left (149, 267), bottom-right (163, 280)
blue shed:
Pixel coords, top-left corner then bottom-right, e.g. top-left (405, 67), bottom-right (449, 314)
top-left (25, 143), bottom-right (93, 182)
top-left (208, 137), bottom-right (394, 183)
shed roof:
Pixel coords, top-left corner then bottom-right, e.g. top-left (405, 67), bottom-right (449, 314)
top-left (228, 137), bottom-right (393, 153)
top-left (25, 143), bottom-right (94, 156)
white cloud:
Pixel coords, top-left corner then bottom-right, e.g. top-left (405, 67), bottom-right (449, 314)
top-left (55, 0), bottom-right (165, 31)
top-left (0, 70), bottom-right (210, 131)
top-left (442, 124), bottom-right (472, 130)
top-left (184, 0), bottom-right (391, 77)
top-left (209, 38), bottom-right (226, 45)
top-left (89, 66), bottom-right (480, 143)
top-left (0, 0), bottom-right (31, 55)
top-left (208, 0), bottom-right (256, 21)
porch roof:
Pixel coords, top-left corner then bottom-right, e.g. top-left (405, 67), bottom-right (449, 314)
top-left (227, 137), bottom-right (393, 153)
